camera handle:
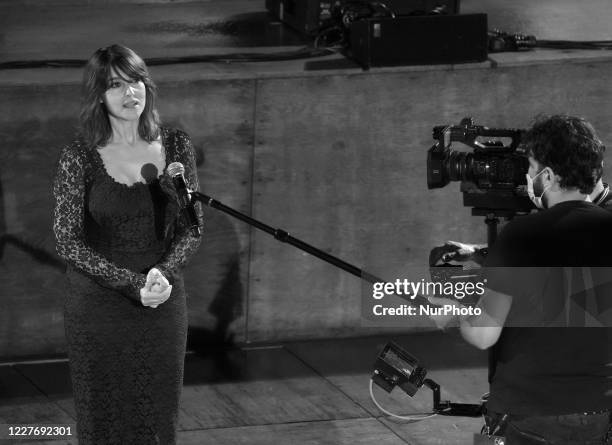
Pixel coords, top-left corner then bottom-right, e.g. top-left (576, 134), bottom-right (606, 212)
top-left (424, 378), bottom-right (484, 417)
top-left (191, 191), bottom-right (429, 308)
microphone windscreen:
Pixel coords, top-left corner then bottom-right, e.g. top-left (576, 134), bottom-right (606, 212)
top-left (167, 162), bottom-right (185, 177)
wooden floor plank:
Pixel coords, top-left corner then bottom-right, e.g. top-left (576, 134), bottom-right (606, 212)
top-left (179, 348), bottom-right (368, 429)
top-left (13, 362), bottom-right (76, 420)
top-left (178, 418), bottom-right (408, 445)
top-left (380, 415), bottom-right (484, 445)
top-left (285, 332), bottom-right (488, 417)
top-left (0, 366), bottom-right (42, 399)
top-left (11, 438), bottom-right (77, 445)
top-left (425, 367), bottom-right (488, 405)
top-left (12, 362), bottom-right (72, 396)
top-left (0, 366), bottom-right (75, 428)
top-left (1, 334), bottom-right (489, 443)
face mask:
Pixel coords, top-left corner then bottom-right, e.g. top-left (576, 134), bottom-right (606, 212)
top-left (526, 169), bottom-right (550, 209)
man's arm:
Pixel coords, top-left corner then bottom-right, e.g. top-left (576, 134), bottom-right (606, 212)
top-left (458, 288), bottom-right (512, 349)
top-left (428, 287), bottom-right (512, 349)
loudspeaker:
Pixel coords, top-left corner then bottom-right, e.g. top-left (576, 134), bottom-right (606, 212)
top-left (266, 0), bottom-right (327, 35)
top-left (349, 13), bottom-right (488, 68)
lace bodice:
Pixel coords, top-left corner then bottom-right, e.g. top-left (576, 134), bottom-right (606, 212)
top-left (53, 127), bottom-right (204, 302)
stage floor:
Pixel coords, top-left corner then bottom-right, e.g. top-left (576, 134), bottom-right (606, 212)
top-left (0, 331), bottom-right (487, 444)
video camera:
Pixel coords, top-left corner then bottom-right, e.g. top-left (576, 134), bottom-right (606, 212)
top-left (427, 117), bottom-right (533, 216)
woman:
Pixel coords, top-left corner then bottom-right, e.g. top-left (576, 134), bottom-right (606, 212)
top-left (53, 44), bottom-right (203, 444)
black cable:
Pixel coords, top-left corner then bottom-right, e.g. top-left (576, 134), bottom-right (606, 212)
top-left (314, 26), bottom-right (345, 49)
top-left (0, 59), bottom-right (86, 69)
top-left (0, 47), bottom-right (335, 70)
top-left (145, 47), bottom-right (335, 64)
top-left (488, 29), bottom-right (612, 53)
top-left (375, 2), bottom-right (396, 18)
top-left (536, 40), bottom-right (612, 50)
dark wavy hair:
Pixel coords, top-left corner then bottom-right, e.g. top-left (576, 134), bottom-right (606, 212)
top-left (79, 44), bottom-right (160, 148)
top-left (523, 114), bottom-right (605, 194)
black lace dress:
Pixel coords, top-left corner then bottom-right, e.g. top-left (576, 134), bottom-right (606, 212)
top-left (52, 127), bottom-right (203, 445)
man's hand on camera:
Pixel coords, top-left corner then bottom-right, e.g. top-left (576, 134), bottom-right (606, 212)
top-left (430, 241), bottom-right (488, 266)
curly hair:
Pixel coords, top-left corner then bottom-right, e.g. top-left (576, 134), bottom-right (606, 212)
top-left (523, 115), bottom-right (605, 194)
top-left (79, 44), bottom-right (160, 148)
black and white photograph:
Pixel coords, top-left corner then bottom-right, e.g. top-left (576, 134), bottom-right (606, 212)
top-left (2, 0), bottom-right (612, 444)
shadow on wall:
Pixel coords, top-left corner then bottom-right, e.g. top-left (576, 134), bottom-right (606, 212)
top-left (188, 254), bottom-right (244, 354)
top-left (178, 128), bottom-right (245, 354)
top-left (0, 118), bottom-right (75, 273)
top-left (0, 163), bottom-right (64, 269)
top-left (164, 120), bottom-right (246, 353)
top-left (0, 138), bottom-right (64, 270)
top-left (0, 118), bottom-right (75, 357)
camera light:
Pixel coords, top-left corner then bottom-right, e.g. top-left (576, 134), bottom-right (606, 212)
top-left (371, 341), bottom-right (427, 397)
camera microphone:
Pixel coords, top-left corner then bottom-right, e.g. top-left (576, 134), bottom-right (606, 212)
top-left (167, 162), bottom-right (201, 237)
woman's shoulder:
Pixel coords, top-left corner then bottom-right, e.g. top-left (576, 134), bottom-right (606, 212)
top-left (59, 136), bottom-right (95, 162)
top-left (161, 126), bottom-right (195, 163)
top-left (161, 126), bottom-right (192, 145)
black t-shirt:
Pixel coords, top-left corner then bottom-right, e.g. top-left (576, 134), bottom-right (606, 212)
top-left (483, 200), bottom-right (612, 415)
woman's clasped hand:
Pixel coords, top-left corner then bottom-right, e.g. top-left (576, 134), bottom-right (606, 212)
top-left (140, 267), bottom-right (172, 308)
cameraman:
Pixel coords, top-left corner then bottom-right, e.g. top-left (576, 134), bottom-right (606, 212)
top-left (428, 115), bottom-right (612, 444)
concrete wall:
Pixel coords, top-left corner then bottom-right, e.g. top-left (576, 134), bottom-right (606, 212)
top-left (2, 54), bottom-right (612, 358)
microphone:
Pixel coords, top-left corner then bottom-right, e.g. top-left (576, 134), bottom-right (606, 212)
top-left (167, 162), bottom-right (201, 237)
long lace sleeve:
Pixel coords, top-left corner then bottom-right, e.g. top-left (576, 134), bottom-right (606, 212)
top-left (53, 141), bottom-right (146, 301)
top-left (155, 130), bottom-right (204, 282)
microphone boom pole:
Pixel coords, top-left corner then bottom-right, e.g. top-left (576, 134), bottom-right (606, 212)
top-left (191, 191), bottom-right (382, 284)
top-left (191, 191), bottom-right (428, 308)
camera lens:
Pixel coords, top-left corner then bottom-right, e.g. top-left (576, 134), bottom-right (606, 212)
top-left (438, 150), bottom-right (526, 188)
top-left (446, 151), bottom-right (470, 182)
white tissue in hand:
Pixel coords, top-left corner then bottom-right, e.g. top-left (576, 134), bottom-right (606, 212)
top-left (147, 267), bottom-right (169, 291)
top-left (147, 267), bottom-right (161, 281)
top-left (151, 282), bottom-right (162, 291)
